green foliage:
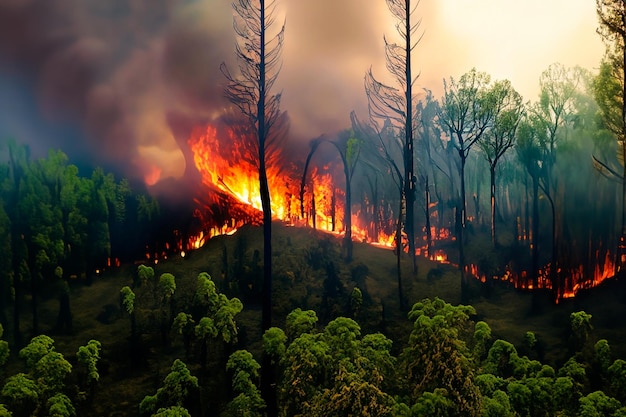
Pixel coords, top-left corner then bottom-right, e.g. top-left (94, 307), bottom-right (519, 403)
top-left (608, 359), bottom-right (626, 402)
top-left (481, 389), bottom-right (514, 417)
top-left (194, 317), bottom-right (218, 341)
top-left (472, 321), bottom-right (492, 360)
top-left (595, 339), bottom-right (612, 373)
top-left (76, 339), bottom-right (101, 383)
top-left (33, 351), bottom-right (72, 394)
top-left (120, 286), bottom-right (135, 315)
top-left (559, 356), bottom-right (588, 392)
top-left (0, 404), bottom-right (11, 417)
top-left (323, 317), bottom-right (361, 360)
top-left (194, 272), bottom-right (219, 314)
top-left (571, 311), bottom-right (593, 351)
top-left (225, 350), bottom-right (265, 417)
top-left (46, 393), bottom-right (75, 417)
top-left (285, 308), bottom-right (318, 340)
top-left (475, 373), bottom-right (507, 398)
top-left (1, 373), bottom-right (38, 416)
top-left (153, 406), bottom-right (191, 417)
top-left (279, 333), bottom-right (331, 416)
top-left (350, 287), bottom-right (363, 316)
top-left (158, 273), bottom-right (176, 300)
top-left (308, 364), bottom-right (394, 417)
top-left (19, 335), bottom-right (55, 370)
top-left (483, 339), bottom-right (520, 378)
top-left (263, 327), bottom-right (287, 362)
top-left (579, 390), bottom-right (625, 417)
top-left (139, 359), bottom-right (198, 417)
top-left (0, 325), bottom-right (9, 367)
top-left (402, 299), bottom-right (480, 415)
top-left (412, 388), bottom-right (455, 416)
top-left (214, 295), bottom-right (243, 344)
top-left (137, 264), bottom-right (155, 286)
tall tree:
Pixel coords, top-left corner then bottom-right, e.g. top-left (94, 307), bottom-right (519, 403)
top-left (595, 0), bottom-right (626, 272)
top-left (515, 118), bottom-right (543, 311)
top-left (415, 90), bottom-right (443, 258)
top-left (365, 0), bottom-right (423, 275)
top-left (221, 0), bottom-right (285, 414)
top-left (437, 68), bottom-right (494, 301)
top-left (532, 63), bottom-right (579, 297)
top-left (479, 79), bottom-right (524, 246)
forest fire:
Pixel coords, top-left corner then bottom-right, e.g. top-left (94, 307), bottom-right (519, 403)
top-left (186, 123), bottom-right (397, 249)
top-left (464, 250), bottom-right (616, 302)
top-left (180, 121), bottom-right (618, 303)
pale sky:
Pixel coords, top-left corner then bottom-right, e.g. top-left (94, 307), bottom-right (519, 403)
top-left (0, 0), bottom-right (606, 183)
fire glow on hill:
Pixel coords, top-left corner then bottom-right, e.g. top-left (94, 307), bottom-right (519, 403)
top-left (179, 122), bottom-right (616, 302)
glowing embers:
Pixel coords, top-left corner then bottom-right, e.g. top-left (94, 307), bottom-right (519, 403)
top-left (462, 249), bottom-right (616, 301)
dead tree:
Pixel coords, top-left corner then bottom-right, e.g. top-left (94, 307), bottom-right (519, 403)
top-left (365, 0), bottom-right (423, 275)
top-left (220, 0), bottom-right (285, 414)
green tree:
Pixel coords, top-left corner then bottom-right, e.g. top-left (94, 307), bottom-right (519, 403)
top-left (139, 359), bottom-right (198, 417)
top-left (437, 68), bottom-right (495, 300)
top-left (570, 311), bottom-right (593, 352)
top-left (401, 298), bottom-right (480, 415)
top-left (350, 286), bottom-right (363, 318)
top-left (263, 327), bottom-right (286, 364)
top-left (0, 325), bottom-right (9, 368)
top-left (153, 406), bottom-right (191, 417)
top-left (284, 308), bottom-right (317, 341)
top-left (515, 117), bottom-right (543, 308)
top-left (172, 313), bottom-right (195, 359)
top-left (1, 373), bottom-right (38, 417)
top-left (579, 390), bottom-right (626, 417)
top-left (46, 393), bottom-right (75, 417)
top-left (531, 63), bottom-right (581, 296)
top-left (76, 340), bottom-right (101, 400)
top-left (225, 350), bottom-right (265, 417)
top-left (478, 79), bottom-right (524, 246)
top-left (595, 0), bottom-right (626, 268)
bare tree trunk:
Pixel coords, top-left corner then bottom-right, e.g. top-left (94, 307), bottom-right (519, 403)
top-left (396, 198), bottom-right (405, 310)
top-left (425, 176), bottom-right (433, 258)
top-left (531, 175), bottom-right (540, 312)
top-left (459, 153), bottom-right (468, 302)
top-left (490, 165), bottom-right (497, 246)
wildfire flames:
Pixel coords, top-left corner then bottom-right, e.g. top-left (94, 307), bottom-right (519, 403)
top-left (186, 122), bottom-right (397, 249)
top-left (158, 120), bottom-right (617, 302)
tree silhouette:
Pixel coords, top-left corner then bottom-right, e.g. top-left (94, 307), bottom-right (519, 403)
top-left (437, 68), bottom-right (494, 301)
top-left (365, 0), bottom-right (423, 276)
top-left (221, 0), bottom-right (285, 329)
top-left (479, 79), bottom-right (524, 246)
top-left (221, 2), bottom-right (286, 412)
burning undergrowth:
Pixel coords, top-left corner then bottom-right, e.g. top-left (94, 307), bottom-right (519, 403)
top-left (139, 114), bottom-right (620, 303)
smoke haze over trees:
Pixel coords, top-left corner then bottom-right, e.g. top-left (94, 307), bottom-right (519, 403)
top-left (0, 1), bottom-right (602, 186)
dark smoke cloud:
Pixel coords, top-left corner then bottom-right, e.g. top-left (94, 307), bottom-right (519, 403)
top-left (0, 0), bottom-right (233, 183)
top-left (0, 0), bottom-right (602, 185)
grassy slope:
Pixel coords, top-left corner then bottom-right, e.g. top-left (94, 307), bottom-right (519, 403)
top-left (13, 222), bottom-right (626, 416)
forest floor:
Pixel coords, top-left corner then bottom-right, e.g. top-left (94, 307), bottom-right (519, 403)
top-left (6, 222), bottom-right (626, 416)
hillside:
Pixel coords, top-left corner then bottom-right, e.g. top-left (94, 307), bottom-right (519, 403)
top-left (9, 222), bottom-right (626, 416)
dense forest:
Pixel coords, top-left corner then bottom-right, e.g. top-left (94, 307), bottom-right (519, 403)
top-left (3, 0), bottom-right (626, 416)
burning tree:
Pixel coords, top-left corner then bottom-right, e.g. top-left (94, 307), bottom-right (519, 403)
top-left (220, 0), bottom-right (285, 330)
top-left (220, 0), bottom-right (286, 413)
top-left (365, 0), bottom-right (423, 278)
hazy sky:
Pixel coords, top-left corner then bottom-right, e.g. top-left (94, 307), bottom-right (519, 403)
top-left (0, 0), bottom-right (604, 185)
